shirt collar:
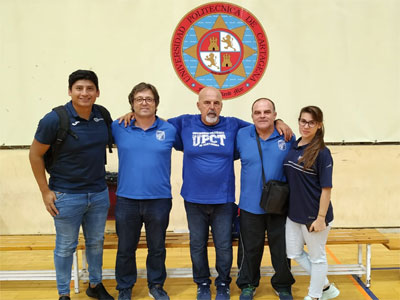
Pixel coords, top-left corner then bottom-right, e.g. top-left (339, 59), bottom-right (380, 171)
top-left (250, 125), bottom-right (280, 140)
top-left (294, 137), bottom-right (308, 149)
top-left (130, 116), bottom-right (159, 130)
top-left (66, 100), bottom-right (98, 120)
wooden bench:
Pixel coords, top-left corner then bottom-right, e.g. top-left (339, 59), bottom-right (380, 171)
top-left (0, 229), bottom-right (389, 293)
top-left (383, 237), bottom-right (400, 250)
top-left (0, 234), bottom-right (82, 292)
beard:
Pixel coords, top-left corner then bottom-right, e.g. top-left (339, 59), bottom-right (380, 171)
top-left (205, 110), bottom-right (218, 124)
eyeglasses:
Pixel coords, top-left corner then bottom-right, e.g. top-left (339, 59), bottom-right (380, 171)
top-left (298, 118), bottom-right (317, 128)
top-left (134, 97), bottom-right (155, 104)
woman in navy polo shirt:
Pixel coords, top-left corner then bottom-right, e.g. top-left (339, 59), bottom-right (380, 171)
top-left (283, 106), bottom-right (340, 300)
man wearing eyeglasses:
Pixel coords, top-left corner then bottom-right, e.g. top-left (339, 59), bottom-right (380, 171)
top-left (111, 82), bottom-right (180, 300)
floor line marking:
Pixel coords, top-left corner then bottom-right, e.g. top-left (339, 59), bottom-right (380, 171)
top-left (326, 246), bottom-right (375, 300)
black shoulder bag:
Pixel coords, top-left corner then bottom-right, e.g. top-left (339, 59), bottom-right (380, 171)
top-left (256, 131), bottom-right (289, 215)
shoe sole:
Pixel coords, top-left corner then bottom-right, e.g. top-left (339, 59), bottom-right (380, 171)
top-left (148, 291), bottom-right (170, 300)
top-left (321, 289), bottom-right (340, 300)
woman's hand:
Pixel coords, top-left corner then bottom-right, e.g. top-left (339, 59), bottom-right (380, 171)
top-left (310, 216), bottom-right (327, 232)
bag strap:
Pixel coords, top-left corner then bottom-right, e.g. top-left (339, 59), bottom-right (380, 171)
top-left (94, 104), bottom-right (113, 154)
top-left (255, 130), bottom-right (267, 185)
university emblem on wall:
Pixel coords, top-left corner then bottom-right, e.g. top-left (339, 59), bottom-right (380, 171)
top-left (171, 2), bottom-right (269, 99)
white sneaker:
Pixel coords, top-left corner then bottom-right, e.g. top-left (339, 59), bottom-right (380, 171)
top-left (304, 296), bottom-right (316, 300)
top-left (321, 284), bottom-right (340, 300)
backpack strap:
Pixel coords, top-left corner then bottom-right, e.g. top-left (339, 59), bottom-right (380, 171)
top-left (52, 105), bottom-right (78, 142)
top-left (94, 104), bottom-right (114, 153)
top-left (44, 105), bottom-right (78, 172)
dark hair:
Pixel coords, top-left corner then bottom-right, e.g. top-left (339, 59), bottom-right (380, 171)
top-left (251, 98), bottom-right (276, 113)
top-left (298, 105), bottom-right (325, 169)
top-left (68, 70), bottom-right (99, 91)
top-left (128, 82), bottom-right (160, 112)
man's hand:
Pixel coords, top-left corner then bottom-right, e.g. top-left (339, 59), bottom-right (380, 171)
top-left (275, 119), bottom-right (293, 141)
top-left (42, 190), bottom-right (59, 217)
top-left (118, 112), bottom-right (135, 127)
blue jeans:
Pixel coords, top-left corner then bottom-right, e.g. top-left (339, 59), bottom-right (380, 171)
top-left (115, 197), bottom-right (172, 290)
top-left (184, 201), bottom-right (233, 286)
top-left (53, 188), bottom-right (109, 295)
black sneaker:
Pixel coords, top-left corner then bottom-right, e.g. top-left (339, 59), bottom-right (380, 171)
top-left (86, 282), bottom-right (114, 300)
top-left (149, 284), bottom-right (170, 300)
top-left (59, 296), bottom-right (71, 300)
top-left (118, 288), bottom-right (132, 300)
top-left (197, 283), bottom-right (211, 300)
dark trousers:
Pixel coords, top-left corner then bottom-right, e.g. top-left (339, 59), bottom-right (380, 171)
top-left (115, 196), bottom-right (172, 290)
top-left (236, 210), bottom-right (295, 292)
top-left (184, 201), bottom-right (233, 286)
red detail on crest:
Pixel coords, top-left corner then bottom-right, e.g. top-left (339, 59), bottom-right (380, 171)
top-left (171, 2), bottom-right (269, 99)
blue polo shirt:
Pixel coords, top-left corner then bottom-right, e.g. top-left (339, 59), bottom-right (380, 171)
top-left (168, 114), bottom-right (250, 204)
top-left (34, 101), bottom-right (109, 193)
top-left (112, 117), bottom-right (178, 199)
top-left (283, 139), bottom-right (334, 224)
top-left (236, 125), bottom-right (296, 214)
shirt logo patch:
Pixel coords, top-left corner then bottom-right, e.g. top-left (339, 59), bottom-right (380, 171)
top-left (71, 121), bottom-right (80, 126)
top-left (93, 117), bottom-right (104, 122)
top-left (192, 131), bottom-right (226, 147)
top-left (156, 130), bottom-right (166, 141)
top-left (278, 139), bottom-right (286, 151)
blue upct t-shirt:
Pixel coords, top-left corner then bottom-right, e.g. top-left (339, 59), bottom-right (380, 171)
top-left (283, 140), bottom-right (334, 224)
top-left (34, 101), bottom-right (109, 193)
top-left (168, 114), bottom-right (250, 204)
top-left (112, 117), bottom-right (178, 199)
top-left (236, 125), bottom-right (296, 214)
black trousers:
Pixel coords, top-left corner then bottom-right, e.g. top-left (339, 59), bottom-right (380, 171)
top-left (236, 210), bottom-right (295, 292)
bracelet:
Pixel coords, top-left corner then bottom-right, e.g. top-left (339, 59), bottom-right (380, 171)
top-left (318, 214), bottom-right (326, 218)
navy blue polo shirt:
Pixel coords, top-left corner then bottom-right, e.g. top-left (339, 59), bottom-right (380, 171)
top-left (34, 101), bottom-right (109, 193)
top-left (283, 140), bottom-right (334, 224)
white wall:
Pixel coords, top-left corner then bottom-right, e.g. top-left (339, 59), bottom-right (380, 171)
top-left (0, 145), bottom-right (399, 235)
top-left (1, 0), bottom-right (399, 145)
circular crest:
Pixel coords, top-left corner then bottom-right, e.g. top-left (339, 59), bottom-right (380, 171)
top-left (171, 2), bottom-right (269, 99)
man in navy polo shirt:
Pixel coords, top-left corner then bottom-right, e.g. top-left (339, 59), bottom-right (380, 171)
top-left (29, 70), bottom-right (114, 300)
top-left (235, 98), bottom-right (296, 300)
top-left (112, 83), bottom-right (179, 300)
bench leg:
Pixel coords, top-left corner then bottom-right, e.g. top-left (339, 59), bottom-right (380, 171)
top-left (366, 244), bottom-right (371, 287)
top-left (81, 250), bottom-right (89, 282)
top-left (357, 244), bottom-right (362, 278)
top-left (73, 251), bottom-right (80, 293)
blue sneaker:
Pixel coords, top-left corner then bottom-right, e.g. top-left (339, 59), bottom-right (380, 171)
top-left (215, 283), bottom-right (230, 300)
top-left (118, 288), bottom-right (132, 300)
top-left (197, 283), bottom-right (211, 300)
top-left (239, 286), bottom-right (256, 300)
top-left (149, 284), bottom-right (169, 300)
top-left (275, 290), bottom-right (293, 300)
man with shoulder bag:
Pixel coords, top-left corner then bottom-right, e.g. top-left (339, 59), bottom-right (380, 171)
top-left (235, 98), bottom-right (296, 300)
